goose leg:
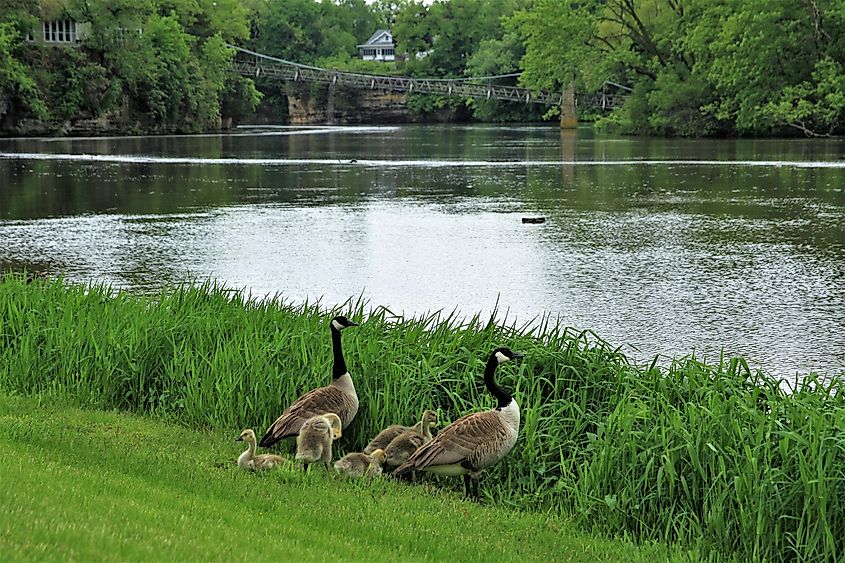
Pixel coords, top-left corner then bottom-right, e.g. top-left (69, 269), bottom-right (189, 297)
top-left (463, 474), bottom-right (472, 498)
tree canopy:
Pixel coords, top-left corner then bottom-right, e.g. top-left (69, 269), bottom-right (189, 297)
top-left (509, 0), bottom-right (845, 136)
top-left (3, 0), bottom-right (845, 135)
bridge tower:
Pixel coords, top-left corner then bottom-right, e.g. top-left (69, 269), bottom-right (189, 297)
top-left (560, 81), bottom-right (577, 129)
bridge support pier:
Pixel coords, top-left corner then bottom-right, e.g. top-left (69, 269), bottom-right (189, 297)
top-left (560, 82), bottom-right (577, 129)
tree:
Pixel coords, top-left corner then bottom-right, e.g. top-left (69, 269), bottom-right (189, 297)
top-left (510, 0), bottom-right (845, 136)
top-left (0, 21), bottom-right (48, 121)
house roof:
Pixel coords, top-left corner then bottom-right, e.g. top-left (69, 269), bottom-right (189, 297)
top-left (357, 29), bottom-right (394, 48)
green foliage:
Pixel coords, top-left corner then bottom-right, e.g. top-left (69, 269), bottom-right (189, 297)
top-left (0, 20), bottom-right (48, 120)
top-left (760, 57), bottom-right (845, 137)
top-left (1, 277), bottom-right (844, 561)
top-left (1, 0), bottom-right (255, 133)
top-left (510, 0), bottom-right (845, 136)
top-left (221, 74), bottom-right (262, 121)
top-left (317, 52), bottom-right (402, 75)
top-left (252, 0), bottom-right (374, 64)
top-left (391, 0), bottom-right (534, 121)
top-left (53, 50), bottom-right (111, 120)
top-left (465, 33), bottom-right (541, 122)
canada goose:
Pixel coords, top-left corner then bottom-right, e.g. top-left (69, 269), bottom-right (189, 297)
top-left (363, 409), bottom-right (437, 454)
top-left (333, 448), bottom-right (386, 478)
top-left (295, 413), bottom-right (343, 468)
top-left (393, 348), bottom-right (524, 500)
top-left (260, 315), bottom-right (359, 448)
top-left (236, 429), bottom-right (285, 470)
top-left (384, 409), bottom-right (438, 468)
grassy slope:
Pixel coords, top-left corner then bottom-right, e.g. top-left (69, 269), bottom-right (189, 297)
top-left (2, 277), bottom-right (842, 561)
top-left (0, 393), bottom-right (677, 562)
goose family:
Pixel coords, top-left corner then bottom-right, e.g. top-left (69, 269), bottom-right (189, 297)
top-left (236, 313), bottom-right (525, 501)
top-left (384, 409), bottom-right (437, 469)
top-left (393, 347), bottom-right (524, 500)
top-left (259, 315), bottom-right (359, 448)
top-left (236, 429), bottom-right (285, 470)
top-left (295, 413), bottom-right (343, 468)
top-left (334, 448), bottom-right (386, 478)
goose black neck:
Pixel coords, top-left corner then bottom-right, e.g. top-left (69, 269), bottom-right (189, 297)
top-left (485, 354), bottom-right (511, 409)
top-left (331, 327), bottom-right (347, 379)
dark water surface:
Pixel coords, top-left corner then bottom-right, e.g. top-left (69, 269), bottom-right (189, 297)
top-left (1, 125), bottom-right (843, 378)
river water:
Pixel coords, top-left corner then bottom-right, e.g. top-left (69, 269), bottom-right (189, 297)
top-left (1, 125), bottom-right (843, 379)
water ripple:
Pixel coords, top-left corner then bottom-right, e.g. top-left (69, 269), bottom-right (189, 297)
top-left (3, 152), bottom-right (845, 168)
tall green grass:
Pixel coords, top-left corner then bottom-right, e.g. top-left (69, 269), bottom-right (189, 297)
top-left (1, 274), bottom-right (843, 561)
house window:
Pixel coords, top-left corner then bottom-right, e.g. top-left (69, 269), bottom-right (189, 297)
top-left (43, 20), bottom-right (76, 43)
top-left (384, 49), bottom-right (394, 56)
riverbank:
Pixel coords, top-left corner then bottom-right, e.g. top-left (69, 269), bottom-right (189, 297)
top-left (0, 392), bottom-right (672, 561)
top-left (1, 275), bottom-right (843, 561)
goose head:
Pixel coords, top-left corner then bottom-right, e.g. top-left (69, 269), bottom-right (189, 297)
top-left (330, 315), bottom-right (359, 332)
top-left (492, 347), bottom-right (524, 364)
top-left (323, 413), bottom-right (343, 439)
top-left (236, 429), bottom-right (257, 444)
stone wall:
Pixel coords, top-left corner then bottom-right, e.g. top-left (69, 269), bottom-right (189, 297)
top-left (287, 88), bottom-right (414, 125)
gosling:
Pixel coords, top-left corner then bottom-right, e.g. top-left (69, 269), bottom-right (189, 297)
top-left (384, 409), bottom-right (438, 468)
top-left (334, 448), bottom-right (386, 478)
top-left (236, 429), bottom-right (285, 470)
top-left (295, 413), bottom-right (342, 468)
top-left (366, 449), bottom-right (387, 478)
top-left (364, 409), bottom-right (438, 454)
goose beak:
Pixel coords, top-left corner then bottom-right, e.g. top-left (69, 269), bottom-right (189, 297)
top-left (235, 436), bottom-right (243, 442)
top-left (348, 321), bottom-right (359, 327)
top-left (513, 353), bottom-right (525, 360)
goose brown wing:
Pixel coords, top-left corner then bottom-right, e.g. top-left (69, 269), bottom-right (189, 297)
top-left (259, 385), bottom-right (349, 447)
top-left (400, 411), bottom-right (502, 471)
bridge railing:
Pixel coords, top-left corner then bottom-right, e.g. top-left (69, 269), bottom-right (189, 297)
top-left (229, 45), bottom-right (627, 110)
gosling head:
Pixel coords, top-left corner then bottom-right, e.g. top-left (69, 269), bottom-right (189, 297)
top-left (236, 429), bottom-right (257, 444)
top-left (330, 315), bottom-right (359, 332)
top-left (370, 448), bottom-right (386, 465)
top-left (422, 409), bottom-right (438, 429)
top-left (323, 413), bottom-right (343, 439)
top-left (493, 347), bottom-right (525, 364)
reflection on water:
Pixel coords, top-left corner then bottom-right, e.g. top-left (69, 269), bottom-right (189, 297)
top-left (1, 125), bottom-right (843, 379)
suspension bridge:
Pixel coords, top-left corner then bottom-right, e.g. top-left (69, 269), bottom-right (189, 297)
top-left (228, 45), bottom-right (628, 118)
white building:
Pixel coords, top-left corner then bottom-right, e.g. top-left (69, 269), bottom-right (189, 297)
top-left (25, 17), bottom-right (90, 46)
top-left (357, 29), bottom-right (395, 62)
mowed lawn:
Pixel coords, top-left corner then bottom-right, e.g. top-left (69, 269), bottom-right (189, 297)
top-left (0, 393), bottom-right (679, 562)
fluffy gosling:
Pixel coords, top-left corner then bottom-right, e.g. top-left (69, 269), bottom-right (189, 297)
top-left (364, 409), bottom-right (437, 454)
top-left (236, 429), bottom-right (285, 470)
top-left (384, 409), bottom-right (438, 468)
top-left (295, 413), bottom-right (342, 468)
top-left (334, 448), bottom-right (386, 478)
top-left (365, 449), bottom-right (387, 478)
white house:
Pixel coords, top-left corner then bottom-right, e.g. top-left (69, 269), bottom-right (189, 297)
top-left (357, 29), bottom-right (395, 62)
top-left (25, 17), bottom-right (90, 46)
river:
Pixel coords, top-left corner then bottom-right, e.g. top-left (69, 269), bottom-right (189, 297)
top-left (1, 125), bottom-right (843, 379)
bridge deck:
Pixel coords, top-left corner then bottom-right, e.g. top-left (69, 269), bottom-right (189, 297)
top-left (229, 46), bottom-right (625, 110)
